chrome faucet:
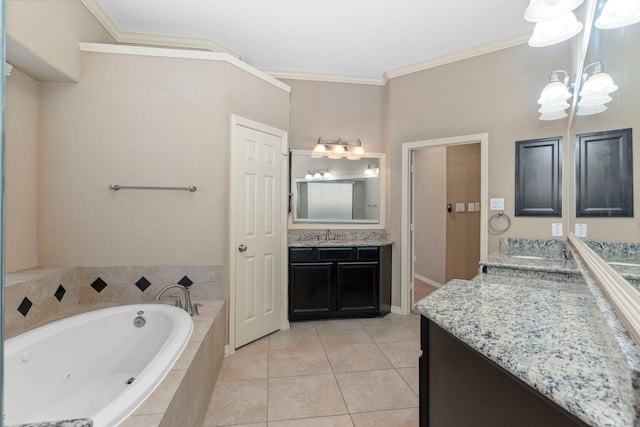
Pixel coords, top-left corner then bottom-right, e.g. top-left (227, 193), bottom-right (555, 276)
top-left (155, 284), bottom-right (195, 316)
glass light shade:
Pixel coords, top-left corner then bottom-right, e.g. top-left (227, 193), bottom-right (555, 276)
top-left (576, 104), bottom-right (608, 116)
top-left (538, 101), bottom-right (570, 113)
top-left (538, 80), bottom-right (572, 104)
top-left (305, 171), bottom-right (313, 180)
top-left (311, 143), bottom-right (326, 158)
top-left (323, 171), bottom-right (332, 179)
top-left (328, 145), bottom-right (345, 159)
top-left (529, 12), bottom-right (583, 47)
top-left (595, 0), bottom-right (640, 29)
top-left (312, 172), bottom-right (323, 179)
top-left (579, 72), bottom-right (618, 97)
top-left (577, 94), bottom-right (612, 107)
top-left (364, 166), bottom-right (374, 176)
top-left (539, 111), bottom-right (568, 120)
top-left (525, 0), bottom-right (584, 22)
top-left (347, 145), bottom-right (365, 160)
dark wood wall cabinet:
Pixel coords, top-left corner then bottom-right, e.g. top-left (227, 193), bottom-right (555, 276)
top-left (576, 128), bottom-right (633, 217)
top-left (419, 317), bottom-right (588, 427)
top-left (288, 245), bottom-right (391, 321)
top-left (515, 136), bottom-right (563, 217)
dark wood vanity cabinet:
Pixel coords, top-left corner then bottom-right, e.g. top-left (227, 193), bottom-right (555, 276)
top-left (289, 245), bottom-right (391, 320)
top-left (419, 317), bottom-right (588, 427)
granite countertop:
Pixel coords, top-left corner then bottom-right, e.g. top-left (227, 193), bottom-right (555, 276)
top-left (415, 276), bottom-right (639, 427)
top-left (481, 254), bottom-right (579, 274)
top-left (7, 419), bottom-right (92, 427)
top-left (288, 239), bottom-right (393, 247)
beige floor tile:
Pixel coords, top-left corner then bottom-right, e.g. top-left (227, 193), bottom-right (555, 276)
top-left (324, 343), bottom-right (393, 373)
top-left (351, 408), bottom-right (419, 427)
top-left (218, 339), bottom-right (268, 381)
top-left (269, 326), bottom-right (324, 351)
top-left (269, 347), bottom-right (333, 377)
top-left (210, 424), bottom-right (266, 427)
top-left (269, 415), bottom-right (354, 426)
top-left (396, 367), bottom-right (419, 396)
top-left (377, 341), bottom-right (421, 368)
top-left (360, 322), bottom-right (418, 344)
top-left (319, 331), bottom-right (374, 347)
top-left (268, 374), bottom-right (348, 421)
top-left (316, 319), bottom-right (366, 335)
top-left (203, 379), bottom-right (267, 426)
top-left (335, 369), bottom-right (418, 413)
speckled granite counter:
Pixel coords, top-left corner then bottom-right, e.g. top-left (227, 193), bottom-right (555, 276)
top-left (415, 276), bottom-right (640, 427)
top-left (7, 419), bottom-right (92, 427)
top-left (288, 239), bottom-right (393, 247)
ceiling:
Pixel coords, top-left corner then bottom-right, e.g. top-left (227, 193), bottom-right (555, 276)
top-left (95, 0), bottom-right (534, 80)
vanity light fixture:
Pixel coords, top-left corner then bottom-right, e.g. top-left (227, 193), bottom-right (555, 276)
top-left (312, 137), bottom-right (365, 160)
top-left (305, 171), bottom-right (313, 180)
top-left (525, 0), bottom-right (584, 47)
top-left (595, 0), bottom-right (640, 29)
top-left (364, 164), bottom-right (379, 177)
top-left (537, 61), bottom-right (618, 120)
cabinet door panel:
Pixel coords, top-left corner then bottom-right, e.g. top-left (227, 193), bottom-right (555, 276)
top-left (289, 263), bottom-right (334, 318)
top-left (336, 262), bottom-right (378, 313)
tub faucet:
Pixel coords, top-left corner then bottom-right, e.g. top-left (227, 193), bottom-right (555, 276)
top-left (155, 284), bottom-right (195, 316)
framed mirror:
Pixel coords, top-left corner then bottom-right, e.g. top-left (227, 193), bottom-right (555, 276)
top-left (289, 150), bottom-right (385, 228)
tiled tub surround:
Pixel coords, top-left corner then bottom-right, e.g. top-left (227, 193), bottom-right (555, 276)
top-left (415, 277), bottom-right (640, 427)
top-left (288, 230), bottom-right (392, 247)
top-left (5, 266), bottom-right (226, 427)
top-left (5, 265), bottom-right (222, 339)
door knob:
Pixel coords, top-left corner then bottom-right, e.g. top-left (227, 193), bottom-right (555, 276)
top-left (238, 244), bottom-right (248, 252)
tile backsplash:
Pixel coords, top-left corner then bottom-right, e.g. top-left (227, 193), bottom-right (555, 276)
top-left (4, 265), bottom-right (223, 338)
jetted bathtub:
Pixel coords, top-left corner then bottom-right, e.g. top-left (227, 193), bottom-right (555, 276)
top-left (5, 304), bottom-right (193, 426)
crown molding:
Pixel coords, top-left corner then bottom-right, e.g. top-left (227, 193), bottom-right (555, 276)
top-left (264, 69), bottom-right (385, 86)
top-left (80, 0), bottom-right (241, 58)
top-left (79, 43), bottom-right (290, 93)
top-left (383, 34), bottom-right (530, 81)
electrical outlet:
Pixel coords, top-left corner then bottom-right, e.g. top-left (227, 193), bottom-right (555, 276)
top-left (474, 202), bottom-right (480, 211)
top-left (468, 203), bottom-right (475, 212)
top-left (575, 224), bottom-right (587, 238)
top-left (490, 198), bottom-right (504, 210)
top-left (552, 223), bottom-right (563, 237)
top-left (456, 203), bottom-right (465, 212)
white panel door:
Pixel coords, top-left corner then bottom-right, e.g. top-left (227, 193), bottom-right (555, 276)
top-left (234, 124), bottom-right (282, 348)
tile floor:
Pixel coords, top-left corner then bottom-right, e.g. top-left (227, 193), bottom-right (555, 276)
top-left (203, 313), bottom-right (422, 427)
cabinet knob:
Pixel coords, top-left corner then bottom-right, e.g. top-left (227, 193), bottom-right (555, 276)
top-left (238, 244), bottom-right (248, 252)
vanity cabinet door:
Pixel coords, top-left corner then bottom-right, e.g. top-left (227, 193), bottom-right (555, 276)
top-left (336, 262), bottom-right (379, 314)
top-left (288, 262), bottom-right (334, 320)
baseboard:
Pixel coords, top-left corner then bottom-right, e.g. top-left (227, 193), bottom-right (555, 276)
top-left (415, 273), bottom-right (443, 288)
top-left (391, 305), bottom-right (404, 314)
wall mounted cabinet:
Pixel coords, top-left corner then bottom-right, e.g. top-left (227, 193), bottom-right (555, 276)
top-left (288, 245), bottom-right (391, 320)
top-left (515, 137), bottom-right (562, 217)
top-left (576, 128), bottom-right (633, 217)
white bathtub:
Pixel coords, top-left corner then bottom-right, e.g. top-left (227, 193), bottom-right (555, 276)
top-left (5, 304), bottom-right (193, 427)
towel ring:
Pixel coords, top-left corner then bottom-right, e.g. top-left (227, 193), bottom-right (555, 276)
top-left (489, 211), bottom-right (511, 234)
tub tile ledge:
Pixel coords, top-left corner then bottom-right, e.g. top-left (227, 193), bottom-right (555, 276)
top-left (7, 419), bottom-right (92, 427)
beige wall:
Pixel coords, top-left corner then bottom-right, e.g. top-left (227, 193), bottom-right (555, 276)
top-left (37, 52), bottom-right (290, 269)
top-left (445, 144), bottom-right (481, 281)
top-left (414, 146), bottom-right (446, 285)
top-left (386, 43), bottom-right (571, 305)
top-left (283, 79), bottom-right (385, 153)
top-left (7, 0), bottom-right (114, 82)
top-left (5, 69), bottom-right (39, 272)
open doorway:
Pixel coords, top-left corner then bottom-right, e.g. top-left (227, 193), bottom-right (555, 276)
top-left (400, 133), bottom-right (489, 313)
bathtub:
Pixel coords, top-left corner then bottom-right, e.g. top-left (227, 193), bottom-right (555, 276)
top-left (5, 304), bottom-right (193, 427)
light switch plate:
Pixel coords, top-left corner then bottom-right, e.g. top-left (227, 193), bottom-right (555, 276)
top-left (490, 198), bottom-right (504, 210)
top-left (552, 223), bottom-right (563, 237)
top-left (474, 202), bottom-right (480, 211)
top-left (468, 203), bottom-right (475, 212)
top-left (456, 203), bottom-right (465, 212)
top-left (575, 224), bottom-right (587, 238)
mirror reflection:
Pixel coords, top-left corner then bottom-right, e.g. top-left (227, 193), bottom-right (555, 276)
top-left (290, 150), bottom-right (383, 224)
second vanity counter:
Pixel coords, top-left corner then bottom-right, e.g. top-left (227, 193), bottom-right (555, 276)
top-left (416, 272), bottom-right (640, 426)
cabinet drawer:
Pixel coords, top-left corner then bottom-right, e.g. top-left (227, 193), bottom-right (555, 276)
top-left (318, 248), bottom-right (354, 261)
top-left (289, 247), bottom-right (316, 262)
top-left (357, 247), bottom-right (379, 260)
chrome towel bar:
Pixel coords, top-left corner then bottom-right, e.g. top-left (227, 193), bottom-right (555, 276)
top-left (109, 184), bottom-right (197, 192)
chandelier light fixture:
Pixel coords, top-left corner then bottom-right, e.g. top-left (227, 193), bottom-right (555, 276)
top-left (312, 138), bottom-right (365, 160)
